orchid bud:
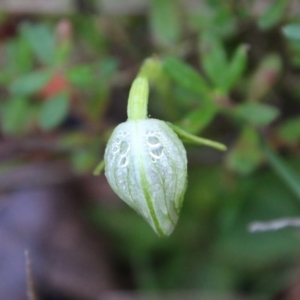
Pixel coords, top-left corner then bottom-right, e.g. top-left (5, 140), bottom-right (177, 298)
top-left (104, 77), bottom-right (187, 237)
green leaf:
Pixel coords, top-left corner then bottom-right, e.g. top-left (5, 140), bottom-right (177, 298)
top-left (20, 23), bottom-right (56, 65)
top-left (5, 36), bottom-right (34, 74)
top-left (199, 31), bottom-right (228, 88)
top-left (72, 149), bottom-right (98, 174)
top-left (9, 70), bottom-right (52, 96)
top-left (67, 65), bottom-right (94, 88)
top-left (178, 101), bottom-right (217, 134)
top-left (99, 57), bottom-right (118, 79)
top-left (188, 2), bottom-right (237, 38)
top-left (264, 145), bottom-right (300, 201)
top-left (235, 103), bottom-right (280, 126)
top-left (258, 0), bottom-right (288, 30)
top-left (226, 126), bottom-right (263, 174)
top-left (222, 45), bottom-right (248, 92)
top-left (247, 54), bottom-right (282, 101)
top-left (282, 24), bottom-right (300, 41)
top-left (163, 56), bottom-right (210, 96)
top-left (278, 117), bottom-right (300, 143)
top-left (39, 93), bottom-right (69, 130)
top-left (150, 0), bottom-right (180, 46)
top-left (73, 16), bottom-right (107, 53)
top-left (2, 97), bottom-right (30, 135)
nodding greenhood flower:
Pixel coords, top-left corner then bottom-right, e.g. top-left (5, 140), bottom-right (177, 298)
top-left (104, 77), bottom-right (187, 237)
top-left (94, 71), bottom-right (226, 237)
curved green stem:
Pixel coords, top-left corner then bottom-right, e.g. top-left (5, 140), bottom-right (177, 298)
top-left (167, 123), bottom-right (227, 151)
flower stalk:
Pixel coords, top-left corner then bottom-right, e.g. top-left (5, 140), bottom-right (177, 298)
top-left (127, 77), bottom-right (149, 120)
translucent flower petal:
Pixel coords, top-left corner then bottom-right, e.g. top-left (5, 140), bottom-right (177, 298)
top-left (104, 118), bottom-right (187, 237)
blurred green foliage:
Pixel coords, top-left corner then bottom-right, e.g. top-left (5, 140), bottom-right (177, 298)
top-left (1, 0), bottom-right (300, 298)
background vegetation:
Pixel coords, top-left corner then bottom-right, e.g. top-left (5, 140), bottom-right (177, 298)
top-left (1, 0), bottom-right (300, 299)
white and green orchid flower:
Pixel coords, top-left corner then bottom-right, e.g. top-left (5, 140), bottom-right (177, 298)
top-left (94, 72), bottom-right (226, 237)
